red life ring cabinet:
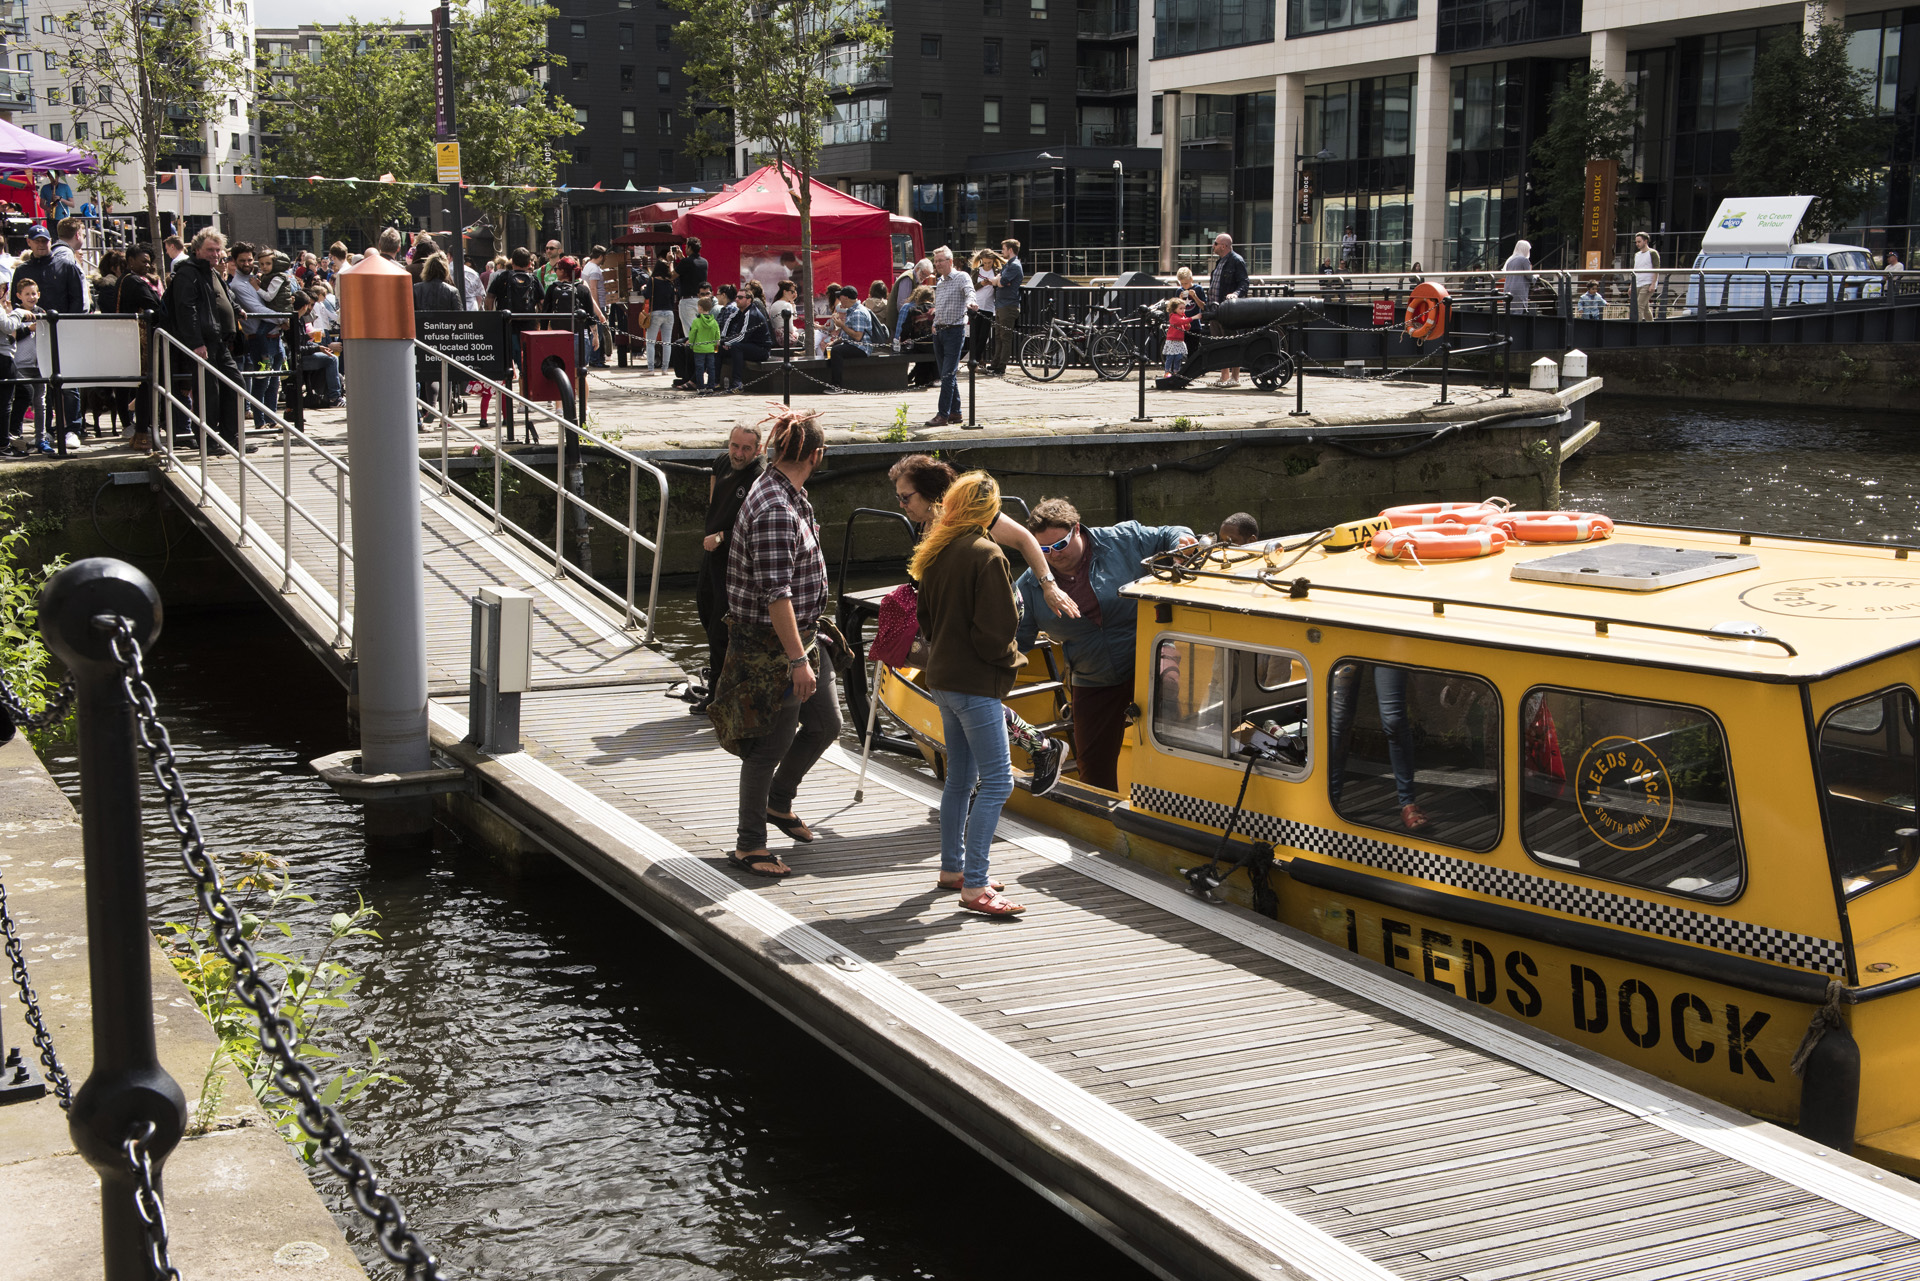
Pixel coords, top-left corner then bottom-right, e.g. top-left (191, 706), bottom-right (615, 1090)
top-left (1406, 281), bottom-right (1450, 341)
top-left (1378, 497), bottom-right (1511, 528)
top-left (1491, 511), bottom-right (1615, 543)
top-left (1370, 525), bottom-right (1510, 561)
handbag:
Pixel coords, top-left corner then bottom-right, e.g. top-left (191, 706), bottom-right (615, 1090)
top-left (867, 582), bottom-right (920, 668)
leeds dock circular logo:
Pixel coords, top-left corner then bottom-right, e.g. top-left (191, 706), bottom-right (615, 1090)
top-left (1741, 577), bottom-right (1920, 619)
top-left (1577, 736), bottom-right (1673, 852)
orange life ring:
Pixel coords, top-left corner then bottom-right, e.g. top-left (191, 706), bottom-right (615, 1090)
top-left (1370, 525), bottom-right (1509, 561)
top-left (1378, 498), bottom-right (1510, 528)
top-left (1405, 281), bottom-right (1450, 341)
top-left (1491, 511), bottom-right (1615, 543)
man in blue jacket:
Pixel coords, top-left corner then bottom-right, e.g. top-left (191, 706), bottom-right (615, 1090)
top-left (1207, 233), bottom-right (1250, 387)
top-left (1014, 497), bottom-right (1194, 791)
top-left (991, 238), bottom-right (1023, 375)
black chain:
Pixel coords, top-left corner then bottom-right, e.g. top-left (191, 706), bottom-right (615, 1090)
top-left (104, 617), bottom-right (444, 1280)
top-left (0, 864), bottom-right (72, 1108)
top-left (0, 673), bottom-right (76, 729)
top-left (123, 1120), bottom-right (183, 1281)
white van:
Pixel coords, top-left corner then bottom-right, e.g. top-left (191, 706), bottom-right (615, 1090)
top-left (1688, 242), bottom-right (1882, 312)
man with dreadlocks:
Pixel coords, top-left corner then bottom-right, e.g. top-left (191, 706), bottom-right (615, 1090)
top-left (712, 407), bottom-right (844, 878)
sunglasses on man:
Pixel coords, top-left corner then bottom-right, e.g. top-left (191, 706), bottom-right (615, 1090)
top-left (1038, 525), bottom-right (1076, 554)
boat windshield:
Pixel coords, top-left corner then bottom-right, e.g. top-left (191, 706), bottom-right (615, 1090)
top-left (1818, 688), bottom-right (1920, 898)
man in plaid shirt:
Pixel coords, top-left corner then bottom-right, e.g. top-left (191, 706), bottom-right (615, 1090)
top-left (724, 415), bottom-right (841, 876)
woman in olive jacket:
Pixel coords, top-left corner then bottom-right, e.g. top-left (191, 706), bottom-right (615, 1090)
top-left (911, 470), bottom-right (1027, 916)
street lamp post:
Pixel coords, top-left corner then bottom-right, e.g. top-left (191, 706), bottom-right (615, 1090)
top-left (1113, 157), bottom-right (1124, 276)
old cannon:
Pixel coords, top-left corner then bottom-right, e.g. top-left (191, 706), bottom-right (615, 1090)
top-left (1159, 296), bottom-right (1324, 392)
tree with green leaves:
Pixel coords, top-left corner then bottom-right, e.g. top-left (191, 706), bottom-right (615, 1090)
top-left (666, 0), bottom-right (891, 310)
top-left (260, 0), bottom-right (575, 249)
top-left (38, 0), bottom-right (249, 250)
top-left (1527, 67), bottom-right (1639, 258)
top-left (258, 22), bottom-right (430, 245)
top-left (1733, 23), bottom-right (1889, 242)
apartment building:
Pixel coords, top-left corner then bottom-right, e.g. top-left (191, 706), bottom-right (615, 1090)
top-left (1148, 0), bottom-right (1912, 272)
top-left (13, 0), bottom-right (261, 238)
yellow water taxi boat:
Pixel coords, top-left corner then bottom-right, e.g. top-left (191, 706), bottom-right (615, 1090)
top-left (872, 516), bottom-right (1920, 1171)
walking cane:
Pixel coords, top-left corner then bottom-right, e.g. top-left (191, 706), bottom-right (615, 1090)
top-left (854, 659), bottom-right (883, 803)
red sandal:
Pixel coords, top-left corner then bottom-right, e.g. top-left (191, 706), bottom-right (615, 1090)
top-left (936, 874), bottom-right (1003, 892)
top-left (960, 890), bottom-right (1026, 917)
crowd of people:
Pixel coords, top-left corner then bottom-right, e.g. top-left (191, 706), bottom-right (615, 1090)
top-left (699, 411), bottom-right (1232, 916)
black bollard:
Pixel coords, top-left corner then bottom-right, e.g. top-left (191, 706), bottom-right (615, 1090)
top-left (783, 341), bottom-right (792, 407)
top-left (40, 559), bottom-right (186, 1281)
top-left (1289, 326), bottom-right (1308, 418)
top-left (1500, 292), bottom-right (1513, 398)
top-left (1132, 306), bottom-right (1151, 423)
top-left (968, 349), bottom-right (976, 427)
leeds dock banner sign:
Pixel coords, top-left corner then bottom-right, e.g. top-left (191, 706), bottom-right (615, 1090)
top-left (1582, 158), bottom-right (1618, 272)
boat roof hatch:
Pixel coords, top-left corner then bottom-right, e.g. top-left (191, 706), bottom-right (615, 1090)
top-left (1510, 544), bottom-right (1760, 591)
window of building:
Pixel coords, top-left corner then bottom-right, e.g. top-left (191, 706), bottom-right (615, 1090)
top-left (224, 31), bottom-right (235, 47)
top-left (623, 148), bottom-right (637, 170)
top-left (72, 85), bottom-right (85, 105)
top-left (574, 146), bottom-right (590, 165)
top-left (19, 125), bottom-right (32, 135)
top-left (74, 122), bottom-right (89, 140)
top-left (619, 22), bottom-right (634, 46)
top-left (575, 106), bottom-right (589, 125)
top-left (655, 22), bottom-right (671, 50)
top-left (1520, 688), bottom-right (1742, 901)
top-left (823, 94), bottom-right (888, 143)
top-left (227, 97), bottom-right (236, 115)
top-left (97, 86), bottom-right (110, 104)
top-left (657, 69), bottom-right (671, 91)
top-left (571, 61), bottom-right (588, 80)
top-left (658, 107), bottom-right (672, 129)
top-left (1435, 0), bottom-right (1581, 54)
top-left (38, 16), bottom-right (52, 32)
top-left (1153, 0), bottom-right (1274, 57)
top-left (658, 148), bottom-right (674, 178)
top-left (1151, 92), bottom-right (1162, 133)
top-left (570, 20), bottom-right (587, 37)
top-left (14, 55), bottom-right (26, 72)
top-left (1819, 688), bottom-right (1920, 897)
top-left (45, 86), bottom-right (61, 104)
top-left (1029, 39), bottom-right (1047, 75)
top-left (984, 38), bottom-right (1001, 73)
top-left (621, 64), bottom-right (635, 89)
top-left (1030, 0), bottom-right (1047, 14)
top-left (921, 33), bottom-right (940, 56)
top-left (622, 108), bottom-right (635, 131)
top-left (1150, 638), bottom-right (1311, 778)
top-left (985, 0), bottom-right (1001, 11)
top-left (42, 52), bottom-right (56, 70)
top-left (1289, 0), bottom-right (1416, 39)
top-left (1029, 98), bottom-right (1046, 133)
top-left (922, 92), bottom-right (941, 117)
top-left (248, 134), bottom-right (255, 155)
top-left (48, 123), bottom-right (61, 140)
top-left (984, 96), bottom-right (1001, 132)
top-left (1329, 661), bottom-right (1500, 851)
top-left (231, 131), bottom-right (240, 148)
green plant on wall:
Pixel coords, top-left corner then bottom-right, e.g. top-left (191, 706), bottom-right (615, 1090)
top-left (0, 490), bottom-right (69, 748)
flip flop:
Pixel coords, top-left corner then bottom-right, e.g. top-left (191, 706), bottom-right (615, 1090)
top-left (959, 890), bottom-right (1027, 917)
top-left (728, 849), bottom-right (791, 878)
top-left (767, 810), bottom-right (816, 843)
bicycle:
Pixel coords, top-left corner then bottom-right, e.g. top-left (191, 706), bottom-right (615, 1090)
top-left (1018, 305), bottom-right (1138, 382)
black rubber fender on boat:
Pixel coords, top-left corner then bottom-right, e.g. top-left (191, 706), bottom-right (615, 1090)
top-left (1797, 1012), bottom-right (1861, 1153)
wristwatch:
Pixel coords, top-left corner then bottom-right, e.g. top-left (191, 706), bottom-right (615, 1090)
top-left (1041, 573), bottom-right (1058, 585)
top-left (788, 656), bottom-right (809, 668)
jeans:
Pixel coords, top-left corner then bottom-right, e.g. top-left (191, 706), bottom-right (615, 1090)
top-left (827, 342), bottom-right (866, 387)
top-left (592, 321), bottom-right (610, 366)
top-left (1328, 663), bottom-right (1416, 807)
top-left (645, 311), bottom-right (674, 370)
top-left (725, 341), bottom-right (769, 388)
top-left (1163, 347), bottom-right (1186, 374)
top-left (933, 325), bottom-right (965, 419)
top-left (736, 660), bottom-right (842, 851)
top-left (302, 348), bottom-right (342, 403)
top-left (244, 330), bottom-right (284, 427)
top-left (933, 688), bottom-right (1014, 889)
top-left (694, 352), bottom-right (716, 389)
top-left (6, 371), bottom-right (43, 447)
top-left (993, 304), bottom-right (1020, 370)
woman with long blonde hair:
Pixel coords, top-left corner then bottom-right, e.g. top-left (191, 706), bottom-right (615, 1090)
top-left (911, 470), bottom-right (1027, 915)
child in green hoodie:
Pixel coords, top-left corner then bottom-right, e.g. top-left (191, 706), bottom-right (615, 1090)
top-left (689, 295), bottom-right (721, 392)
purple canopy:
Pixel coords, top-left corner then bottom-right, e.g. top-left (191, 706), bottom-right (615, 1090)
top-left (0, 117), bottom-right (100, 173)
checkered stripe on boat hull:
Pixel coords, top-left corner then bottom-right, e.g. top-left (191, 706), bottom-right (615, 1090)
top-left (1130, 783), bottom-right (1847, 976)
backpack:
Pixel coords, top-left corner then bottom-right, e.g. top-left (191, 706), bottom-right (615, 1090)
top-left (502, 269), bottom-right (542, 316)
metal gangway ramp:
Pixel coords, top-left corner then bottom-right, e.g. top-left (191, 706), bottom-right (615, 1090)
top-left (148, 343), bottom-right (1920, 1281)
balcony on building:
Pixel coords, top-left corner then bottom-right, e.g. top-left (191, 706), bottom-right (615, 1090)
top-left (1077, 0), bottom-right (1138, 38)
top-left (159, 134), bottom-right (208, 157)
top-left (0, 67), bottom-right (31, 110)
top-left (0, 0), bottom-right (26, 38)
top-left (1076, 62), bottom-right (1136, 94)
top-left (825, 46), bottom-right (890, 89)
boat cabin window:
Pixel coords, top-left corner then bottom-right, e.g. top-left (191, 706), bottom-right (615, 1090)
top-left (1818, 687), bottom-right (1919, 898)
top-left (1150, 637), bottom-right (1310, 778)
top-left (1329, 661), bottom-right (1501, 852)
top-left (1520, 689), bottom-right (1742, 902)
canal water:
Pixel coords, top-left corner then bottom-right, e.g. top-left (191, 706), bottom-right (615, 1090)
top-left (39, 393), bottom-right (1920, 1280)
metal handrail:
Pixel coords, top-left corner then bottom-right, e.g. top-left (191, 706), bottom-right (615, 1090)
top-left (152, 328), bottom-right (353, 651)
top-left (412, 339), bottom-right (670, 640)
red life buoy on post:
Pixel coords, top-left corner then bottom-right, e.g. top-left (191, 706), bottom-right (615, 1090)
top-left (1406, 281), bottom-right (1450, 341)
top-left (1491, 511), bottom-right (1615, 543)
top-left (1378, 497), bottom-right (1512, 528)
top-left (1371, 526), bottom-right (1510, 561)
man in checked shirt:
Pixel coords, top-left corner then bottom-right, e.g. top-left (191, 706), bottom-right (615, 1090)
top-left (927, 246), bottom-right (973, 426)
top-left (724, 413), bottom-right (843, 876)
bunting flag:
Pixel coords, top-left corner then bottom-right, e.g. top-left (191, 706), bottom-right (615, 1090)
top-left (378, 172), bottom-right (396, 183)
top-left (592, 181), bottom-right (603, 191)
top-left (242, 170), bottom-right (695, 196)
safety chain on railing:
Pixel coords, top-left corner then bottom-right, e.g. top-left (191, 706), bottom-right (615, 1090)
top-left (104, 617), bottom-right (445, 1280)
top-left (0, 858), bottom-right (72, 1108)
top-left (124, 1120), bottom-right (183, 1281)
top-left (0, 674), bottom-right (76, 731)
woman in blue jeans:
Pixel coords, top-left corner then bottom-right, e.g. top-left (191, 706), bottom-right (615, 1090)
top-left (910, 470), bottom-right (1027, 916)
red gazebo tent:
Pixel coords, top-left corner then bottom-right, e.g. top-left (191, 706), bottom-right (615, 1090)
top-left (674, 165), bottom-right (919, 300)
